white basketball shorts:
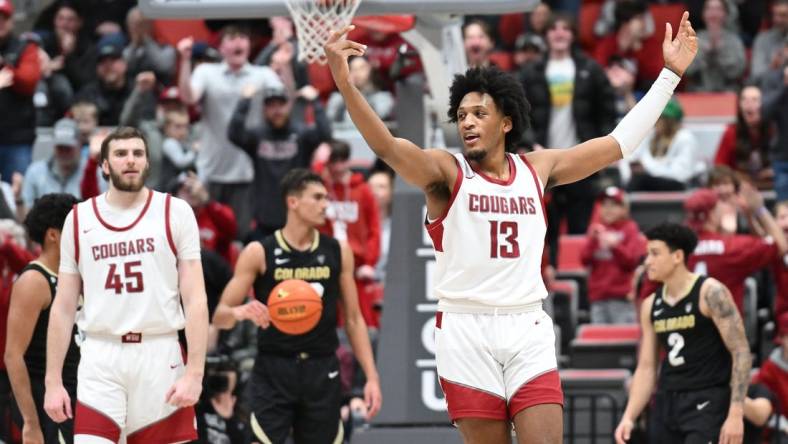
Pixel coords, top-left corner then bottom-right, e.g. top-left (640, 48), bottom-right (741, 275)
top-left (435, 309), bottom-right (563, 421)
top-left (74, 332), bottom-right (197, 443)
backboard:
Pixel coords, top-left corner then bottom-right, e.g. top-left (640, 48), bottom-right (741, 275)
top-left (139, 0), bottom-right (536, 19)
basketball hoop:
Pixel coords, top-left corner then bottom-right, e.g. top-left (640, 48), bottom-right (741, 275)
top-left (284, 0), bottom-right (362, 64)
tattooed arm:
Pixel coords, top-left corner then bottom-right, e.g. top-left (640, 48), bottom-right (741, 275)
top-left (700, 278), bottom-right (751, 444)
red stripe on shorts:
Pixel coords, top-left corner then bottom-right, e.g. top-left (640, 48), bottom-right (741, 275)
top-left (508, 369), bottom-right (564, 419)
top-left (75, 401), bottom-right (121, 442)
top-left (127, 406), bottom-right (197, 444)
top-left (439, 377), bottom-right (508, 421)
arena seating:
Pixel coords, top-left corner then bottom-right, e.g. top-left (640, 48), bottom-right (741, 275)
top-left (569, 324), bottom-right (640, 370)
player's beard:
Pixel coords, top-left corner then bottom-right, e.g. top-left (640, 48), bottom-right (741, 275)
top-left (465, 147), bottom-right (487, 162)
top-left (108, 163), bottom-right (149, 192)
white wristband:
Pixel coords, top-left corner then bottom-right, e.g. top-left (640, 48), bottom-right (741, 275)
top-left (610, 68), bottom-right (681, 158)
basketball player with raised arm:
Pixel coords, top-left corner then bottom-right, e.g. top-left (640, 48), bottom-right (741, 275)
top-left (43, 127), bottom-right (209, 444)
top-left (213, 169), bottom-right (381, 444)
top-left (324, 12), bottom-right (698, 444)
top-left (615, 223), bottom-right (750, 444)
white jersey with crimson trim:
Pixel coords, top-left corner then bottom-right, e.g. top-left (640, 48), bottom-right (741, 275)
top-left (62, 190), bottom-right (199, 335)
top-left (427, 152), bottom-right (548, 312)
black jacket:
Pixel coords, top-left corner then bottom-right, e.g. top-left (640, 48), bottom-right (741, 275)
top-left (228, 98), bottom-right (332, 229)
top-left (519, 50), bottom-right (617, 148)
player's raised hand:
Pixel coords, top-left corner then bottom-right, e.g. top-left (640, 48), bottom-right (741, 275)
top-left (324, 25), bottom-right (367, 85)
top-left (663, 11), bottom-right (698, 76)
top-left (614, 417), bottom-right (634, 444)
top-left (43, 383), bottom-right (72, 423)
top-left (165, 371), bottom-right (202, 407)
top-left (363, 378), bottom-right (382, 420)
top-left (233, 300), bottom-right (271, 328)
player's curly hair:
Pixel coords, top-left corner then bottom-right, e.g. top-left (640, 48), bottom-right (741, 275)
top-left (24, 193), bottom-right (78, 245)
top-left (447, 67), bottom-right (530, 152)
top-left (645, 222), bottom-right (698, 264)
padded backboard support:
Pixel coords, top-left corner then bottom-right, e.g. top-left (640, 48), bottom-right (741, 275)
top-left (139, 0), bottom-right (536, 19)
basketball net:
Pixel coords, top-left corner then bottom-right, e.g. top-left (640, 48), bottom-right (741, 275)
top-left (284, 0), bottom-right (362, 64)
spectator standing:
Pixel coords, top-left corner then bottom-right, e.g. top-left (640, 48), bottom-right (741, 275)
top-left (520, 13), bottom-right (616, 262)
top-left (319, 141), bottom-right (381, 328)
top-left (684, 187), bottom-right (787, 312)
top-left (0, 0), bottom-right (41, 181)
top-left (178, 26), bottom-right (284, 239)
top-left (593, 0), bottom-right (655, 38)
top-left (160, 108), bottom-right (197, 185)
top-left (707, 166), bottom-right (758, 235)
top-left (21, 118), bottom-right (101, 213)
top-left (605, 56), bottom-right (638, 120)
top-left (512, 33), bottom-right (546, 71)
top-left (626, 99), bottom-right (701, 191)
top-left (463, 19), bottom-right (495, 69)
top-left (367, 166), bottom-right (394, 284)
top-left (714, 85), bottom-right (775, 190)
top-left (762, 37), bottom-right (788, 202)
top-left (751, 0), bottom-right (788, 81)
top-left (685, 0), bottom-right (746, 92)
top-left (170, 172), bottom-right (238, 267)
top-left (771, 201), bottom-right (788, 325)
top-left (254, 17), bottom-right (310, 94)
top-left (593, 0), bottom-right (664, 90)
top-left (75, 33), bottom-right (135, 126)
top-left (326, 56), bottom-right (393, 127)
top-left (124, 7), bottom-right (176, 85)
top-left (38, 3), bottom-right (96, 92)
top-left (581, 187), bottom-right (644, 324)
top-left (228, 84), bottom-right (331, 241)
top-left (33, 44), bottom-right (73, 128)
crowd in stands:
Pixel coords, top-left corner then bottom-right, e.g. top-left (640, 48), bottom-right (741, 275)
top-left (0, 0), bottom-right (787, 441)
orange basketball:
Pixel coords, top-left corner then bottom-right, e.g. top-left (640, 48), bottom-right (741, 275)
top-left (267, 279), bottom-right (323, 335)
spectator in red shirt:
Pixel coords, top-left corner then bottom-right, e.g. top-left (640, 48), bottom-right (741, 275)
top-left (581, 187), bottom-right (645, 323)
top-left (714, 84), bottom-right (775, 190)
top-left (684, 187), bottom-right (787, 312)
top-left (772, 200), bottom-right (788, 323)
top-left (752, 312), bottom-right (788, 431)
top-left (707, 166), bottom-right (763, 235)
top-left (319, 140), bottom-right (381, 327)
top-left (593, 0), bottom-right (664, 90)
top-left (169, 172), bottom-right (238, 266)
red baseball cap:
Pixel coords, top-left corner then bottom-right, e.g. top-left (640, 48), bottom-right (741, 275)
top-left (0, 0), bottom-right (14, 17)
top-left (598, 186), bottom-right (626, 205)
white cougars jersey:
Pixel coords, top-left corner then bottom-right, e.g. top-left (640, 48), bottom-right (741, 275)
top-left (64, 191), bottom-right (197, 335)
top-left (427, 153), bottom-right (548, 312)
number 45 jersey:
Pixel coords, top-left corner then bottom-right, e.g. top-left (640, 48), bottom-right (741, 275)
top-left (426, 153), bottom-right (548, 313)
top-left (60, 191), bottom-right (201, 335)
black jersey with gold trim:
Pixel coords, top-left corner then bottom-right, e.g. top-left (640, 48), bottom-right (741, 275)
top-left (253, 230), bottom-right (342, 355)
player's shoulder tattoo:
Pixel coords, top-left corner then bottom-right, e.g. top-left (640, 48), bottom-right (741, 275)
top-left (703, 279), bottom-right (736, 320)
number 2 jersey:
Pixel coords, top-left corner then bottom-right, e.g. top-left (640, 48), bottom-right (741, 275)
top-left (59, 191), bottom-right (201, 335)
top-left (652, 275), bottom-right (731, 392)
top-left (426, 152), bottom-right (547, 312)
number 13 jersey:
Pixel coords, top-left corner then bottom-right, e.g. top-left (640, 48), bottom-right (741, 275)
top-left (59, 191), bottom-right (202, 335)
top-left (426, 153), bottom-right (547, 313)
